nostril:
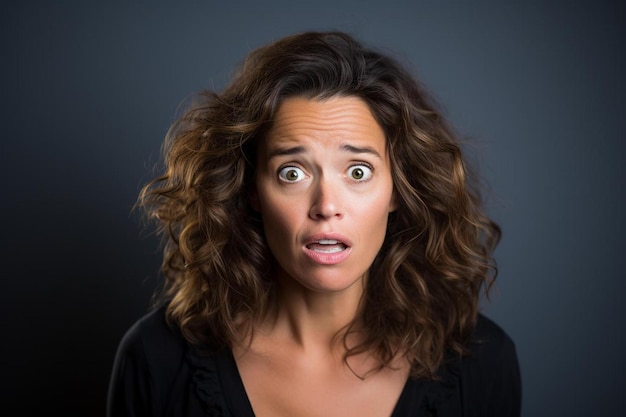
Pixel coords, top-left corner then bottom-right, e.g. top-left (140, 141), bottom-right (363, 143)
top-left (309, 179), bottom-right (343, 219)
top-left (309, 203), bottom-right (342, 220)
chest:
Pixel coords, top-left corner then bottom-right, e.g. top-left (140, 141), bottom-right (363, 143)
top-left (234, 351), bottom-right (410, 417)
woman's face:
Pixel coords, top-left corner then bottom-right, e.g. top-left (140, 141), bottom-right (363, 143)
top-left (253, 96), bottom-right (396, 294)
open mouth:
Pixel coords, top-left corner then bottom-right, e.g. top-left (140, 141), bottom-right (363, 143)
top-left (305, 239), bottom-right (348, 253)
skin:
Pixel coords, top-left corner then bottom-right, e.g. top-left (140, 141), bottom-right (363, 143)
top-left (235, 96), bottom-right (409, 417)
top-left (253, 95), bottom-right (397, 298)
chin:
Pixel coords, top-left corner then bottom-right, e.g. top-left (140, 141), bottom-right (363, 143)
top-left (294, 270), bottom-right (367, 294)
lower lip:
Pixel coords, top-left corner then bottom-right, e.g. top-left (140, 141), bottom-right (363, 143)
top-left (303, 246), bottom-right (351, 265)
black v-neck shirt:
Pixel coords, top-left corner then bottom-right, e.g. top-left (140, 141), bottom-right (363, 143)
top-left (107, 307), bottom-right (521, 416)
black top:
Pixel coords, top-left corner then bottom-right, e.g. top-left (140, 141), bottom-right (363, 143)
top-left (107, 307), bottom-right (521, 416)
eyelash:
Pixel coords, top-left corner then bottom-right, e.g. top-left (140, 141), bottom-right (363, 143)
top-left (277, 165), bottom-right (306, 182)
top-left (277, 162), bottom-right (374, 183)
top-left (347, 162), bottom-right (374, 182)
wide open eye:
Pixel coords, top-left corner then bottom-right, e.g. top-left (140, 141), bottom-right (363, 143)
top-left (347, 164), bottom-right (373, 182)
top-left (278, 166), bottom-right (306, 182)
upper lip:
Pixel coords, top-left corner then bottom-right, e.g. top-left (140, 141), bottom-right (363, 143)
top-left (304, 233), bottom-right (352, 247)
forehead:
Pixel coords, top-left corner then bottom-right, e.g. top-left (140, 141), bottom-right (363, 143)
top-left (263, 96), bottom-right (387, 152)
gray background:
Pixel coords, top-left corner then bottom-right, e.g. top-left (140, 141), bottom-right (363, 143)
top-left (2, 1), bottom-right (624, 415)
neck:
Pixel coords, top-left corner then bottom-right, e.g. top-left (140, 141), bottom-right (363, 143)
top-left (266, 271), bottom-right (366, 352)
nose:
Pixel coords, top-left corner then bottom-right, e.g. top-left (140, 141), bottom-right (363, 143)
top-left (309, 178), bottom-right (343, 220)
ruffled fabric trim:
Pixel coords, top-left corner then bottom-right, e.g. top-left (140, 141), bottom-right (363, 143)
top-left (187, 347), bottom-right (229, 417)
top-left (185, 344), bottom-right (461, 416)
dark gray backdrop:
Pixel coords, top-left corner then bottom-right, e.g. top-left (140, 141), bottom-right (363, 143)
top-left (2, 1), bottom-right (624, 416)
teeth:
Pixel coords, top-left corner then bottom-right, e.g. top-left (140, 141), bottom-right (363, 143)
top-left (314, 246), bottom-right (344, 253)
top-left (306, 239), bottom-right (347, 253)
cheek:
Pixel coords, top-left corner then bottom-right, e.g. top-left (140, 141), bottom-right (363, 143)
top-left (258, 195), bottom-right (300, 246)
top-left (361, 193), bottom-right (394, 242)
top-left (361, 188), bottom-right (395, 220)
top-left (369, 205), bottom-right (391, 239)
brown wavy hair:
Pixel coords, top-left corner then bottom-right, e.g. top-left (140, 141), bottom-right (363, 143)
top-left (138, 31), bottom-right (501, 379)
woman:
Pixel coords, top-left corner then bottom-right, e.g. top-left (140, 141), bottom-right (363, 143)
top-left (107, 31), bottom-right (521, 416)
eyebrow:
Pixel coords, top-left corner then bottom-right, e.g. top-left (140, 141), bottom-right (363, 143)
top-left (267, 145), bottom-right (307, 159)
top-left (267, 144), bottom-right (382, 159)
top-left (340, 144), bottom-right (382, 159)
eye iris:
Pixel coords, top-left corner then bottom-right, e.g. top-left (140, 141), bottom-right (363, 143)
top-left (286, 169), bottom-right (299, 180)
top-left (352, 168), bottom-right (364, 180)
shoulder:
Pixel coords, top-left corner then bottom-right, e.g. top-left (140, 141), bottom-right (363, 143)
top-left (463, 313), bottom-right (520, 380)
top-left (457, 313), bottom-right (522, 416)
top-left (469, 313), bottom-right (517, 360)
top-left (115, 305), bottom-right (187, 365)
top-left (108, 305), bottom-right (194, 416)
top-left (109, 307), bottom-right (188, 397)
top-left (401, 314), bottom-right (521, 416)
